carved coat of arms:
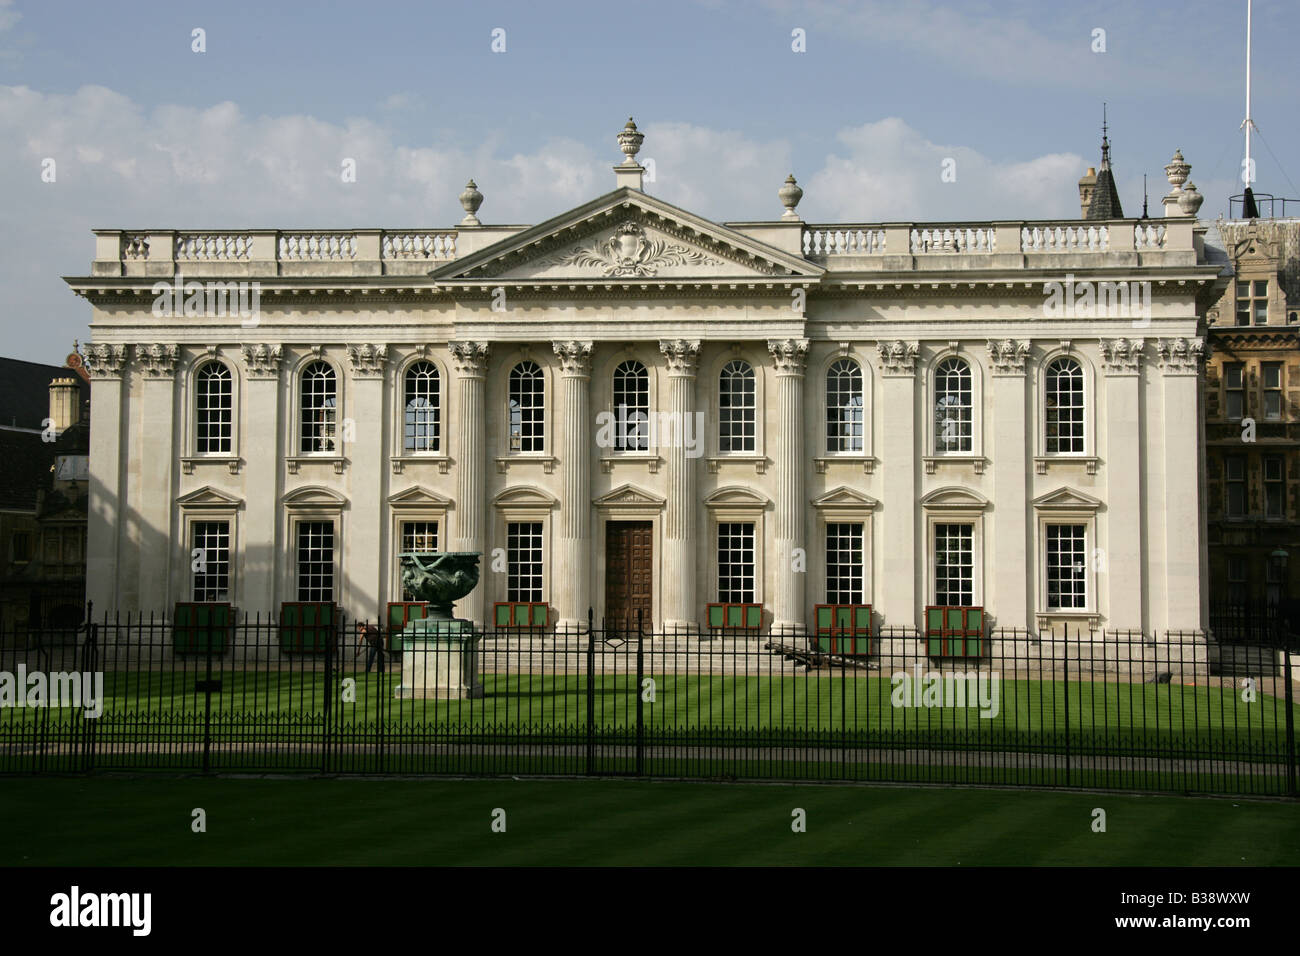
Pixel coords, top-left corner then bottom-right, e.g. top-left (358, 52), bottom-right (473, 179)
top-left (550, 221), bottom-right (720, 277)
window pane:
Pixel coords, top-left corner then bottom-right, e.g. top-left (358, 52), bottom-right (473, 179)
top-left (933, 523), bottom-right (973, 606)
top-left (296, 521), bottom-right (334, 602)
top-left (1225, 365), bottom-right (1243, 388)
top-left (825, 359), bottom-right (864, 453)
top-left (825, 522), bottom-right (865, 604)
top-left (717, 522), bottom-right (756, 603)
top-left (933, 358), bottom-right (972, 453)
top-left (403, 361), bottom-right (441, 452)
top-left (1046, 525), bottom-right (1087, 610)
top-left (612, 360), bottom-right (650, 451)
top-left (1254, 280), bottom-right (1268, 297)
top-left (300, 362), bottom-right (336, 454)
top-left (506, 522), bottom-right (543, 602)
top-left (508, 362), bottom-right (545, 452)
top-left (400, 521), bottom-right (439, 599)
top-left (192, 520), bottom-right (230, 602)
top-left (195, 362), bottom-right (233, 454)
top-left (1262, 363), bottom-right (1282, 389)
top-left (1045, 358), bottom-right (1085, 454)
top-left (719, 361), bottom-right (756, 452)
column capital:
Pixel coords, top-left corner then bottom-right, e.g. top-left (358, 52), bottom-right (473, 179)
top-left (83, 343), bottom-right (128, 379)
top-left (876, 339), bottom-right (919, 376)
top-left (986, 339), bottom-right (1030, 376)
top-left (1099, 337), bottom-right (1146, 375)
top-left (346, 344), bottom-right (389, 379)
top-left (659, 338), bottom-right (701, 376)
top-left (448, 340), bottom-right (490, 377)
top-left (767, 338), bottom-right (809, 375)
top-left (1155, 336), bottom-right (1206, 374)
top-left (241, 343), bottom-right (283, 379)
top-left (552, 340), bottom-right (594, 376)
top-left (134, 343), bottom-right (179, 378)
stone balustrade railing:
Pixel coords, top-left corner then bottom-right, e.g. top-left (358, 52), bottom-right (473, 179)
top-left (93, 228), bottom-right (466, 277)
top-left (802, 218), bottom-right (1194, 263)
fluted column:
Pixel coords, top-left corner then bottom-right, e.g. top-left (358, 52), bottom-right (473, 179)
top-left (83, 344), bottom-right (128, 614)
top-left (769, 338), bottom-right (809, 632)
top-left (553, 340), bottom-right (594, 631)
top-left (449, 341), bottom-right (490, 626)
top-left (659, 339), bottom-right (701, 631)
top-left (877, 340), bottom-right (919, 626)
top-left (347, 344), bottom-right (388, 618)
top-left (1100, 338), bottom-right (1145, 631)
top-left (987, 339), bottom-right (1030, 630)
top-left (134, 344), bottom-right (180, 610)
top-left (240, 344), bottom-right (284, 611)
top-left (1155, 337), bottom-right (1206, 632)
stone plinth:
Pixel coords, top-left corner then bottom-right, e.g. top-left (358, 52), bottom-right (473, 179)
top-left (396, 618), bottom-right (484, 699)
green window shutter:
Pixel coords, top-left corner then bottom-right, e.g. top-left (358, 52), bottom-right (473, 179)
top-left (928, 636), bottom-right (944, 656)
top-left (493, 603), bottom-right (509, 626)
top-left (745, 605), bottom-right (761, 629)
top-left (726, 605), bottom-right (743, 628)
top-left (815, 605), bottom-right (833, 632)
top-left (708, 604), bottom-right (725, 627)
top-left (927, 606), bottom-right (943, 635)
top-left (388, 603), bottom-right (405, 628)
top-left (531, 603), bottom-right (548, 627)
top-left (854, 606), bottom-right (872, 634)
top-left (967, 607), bottom-right (984, 634)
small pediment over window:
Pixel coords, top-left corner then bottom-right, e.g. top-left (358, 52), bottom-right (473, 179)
top-left (492, 485), bottom-right (559, 508)
top-left (1031, 487), bottom-right (1102, 512)
top-left (919, 486), bottom-right (990, 510)
top-left (176, 486), bottom-right (243, 509)
top-left (811, 486), bottom-right (879, 510)
top-left (593, 484), bottom-right (666, 508)
top-left (704, 486), bottom-right (770, 507)
top-left (387, 485), bottom-right (453, 508)
top-left (282, 485), bottom-right (348, 508)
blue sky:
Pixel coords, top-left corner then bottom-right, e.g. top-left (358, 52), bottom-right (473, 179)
top-left (2, 0), bottom-right (1297, 363)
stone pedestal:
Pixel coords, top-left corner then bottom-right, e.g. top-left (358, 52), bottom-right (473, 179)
top-left (396, 618), bottom-right (484, 699)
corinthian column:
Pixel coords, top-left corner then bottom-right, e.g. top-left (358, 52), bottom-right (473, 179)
top-left (448, 341), bottom-right (490, 626)
top-left (659, 339), bottom-right (701, 632)
top-left (553, 340), bottom-right (594, 631)
top-left (769, 339), bottom-right (809, 633)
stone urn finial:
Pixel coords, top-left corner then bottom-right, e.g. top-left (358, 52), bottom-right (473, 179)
top-left (779, 174), bottom-right (803, 221)
top-left (617, 117), bottom-right (644, 166)
top-left (399, 551), bottom-right (481, 620)
top-left (459, 179), bottom-right (483, 226)
top-left (1164, 149), bottom-right (1190, 191)
top-left (1178, 181), bottom-right (1204, 216)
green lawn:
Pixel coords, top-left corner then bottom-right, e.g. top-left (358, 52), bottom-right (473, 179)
top-left (0, 775), bottom-right (1295, 866)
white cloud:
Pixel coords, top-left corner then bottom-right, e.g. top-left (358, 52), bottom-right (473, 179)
top-left (0, 84), bottom-right (1088, 362)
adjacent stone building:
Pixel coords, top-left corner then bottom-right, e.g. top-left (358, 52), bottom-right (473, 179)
top-left (67, 121), bottom-right (1225, 636)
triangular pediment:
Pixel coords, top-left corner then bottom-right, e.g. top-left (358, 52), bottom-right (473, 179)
top-left (387, 485), bottom-right (453, 508)
top-left (282, 485), bottom-right (347, 508)
top-left (176, 486), bottom-right (243, 508)
top-left (1032, 487), bottom-right (1102, 511)
top-left (920, 486), bottom-right (990, 510)
top-left (492, 485), bottom-right (559, 508)
top-left (704, 485), bottom-right (770, 507)
top-left (811, 486), bottom-right (879, 510)
top-left (432, 188), bottom-right (822, 285)
top-left (593, 483), bottom-right (666, 508)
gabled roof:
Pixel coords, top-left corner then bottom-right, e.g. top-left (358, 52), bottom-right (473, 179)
top-left (430, 188), bottom-right (822, 288)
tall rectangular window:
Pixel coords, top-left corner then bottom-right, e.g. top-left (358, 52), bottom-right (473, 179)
top-left (1264, 456), bottom-right (1285, 517)
top-left (1045, 524), bottom-right (1087, 610)
top-left (296, 521), bottom-right (335, 602)
top-left (191, 521), bottom-right (231, 602)
top-left (717, 522), bottom-right (756, 603)
top-left (1236, 279), bottom-right (1268, 325)
top-left (400, 521), bottom-right (439, 600)
top-left (1262, 362), bottom-right (1283, 420)
top-left (506, 522), bottom-right (543, 602)
top-left (1224, 363), bottom-right (1245, 420)
top-left (933, 523), bottom-right (973, 606)
top-left (825, 522), bottom-right (865, 604)
top-left (1225, 455), bottom-right (1247, 517)
top-left (1227, 555), bottom-right (1248, 605)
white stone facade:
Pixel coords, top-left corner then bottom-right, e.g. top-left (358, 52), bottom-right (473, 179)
top-left (68, 136), bottom-right (1225, 635)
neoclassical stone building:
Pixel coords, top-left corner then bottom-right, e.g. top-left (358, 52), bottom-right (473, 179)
top-left (67, 121), bottom-right (1226, 635)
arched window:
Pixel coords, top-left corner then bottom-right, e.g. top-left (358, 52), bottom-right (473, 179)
top-left (300, 361), bottom-right (337, 453)
top-left (933, 357), bottom-right (972, 453)
top-left (612, 360), bottom-right (649, 451)
top-left (508, 361), bottom-right (544, 452)
top-left (195, 361), bottom-right (232, 454)
top-left (825, 358), bottom-right (864, 452)
top-left (403, 361), bottom-right (441, 452)
top-left (719, 360), bottom-right (756, 452)
top-left (1045, 357), bottom-right (1085, 453)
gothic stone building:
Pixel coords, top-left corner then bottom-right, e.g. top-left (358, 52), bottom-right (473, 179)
top-left (67, 123), bottom-right (1225, 636)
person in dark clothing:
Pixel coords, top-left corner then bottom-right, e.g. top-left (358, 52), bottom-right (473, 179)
top-left (357, 623), bottom-right (385, 673)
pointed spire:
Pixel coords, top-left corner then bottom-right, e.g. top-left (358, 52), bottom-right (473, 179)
top-left (1085, 104), bottom-right (1124, 219)
top-left (1099, 103), bottom-right (1111, 170)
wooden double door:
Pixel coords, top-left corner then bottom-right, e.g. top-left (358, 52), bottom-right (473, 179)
top-left (604, 521), bottom-right (653, 630)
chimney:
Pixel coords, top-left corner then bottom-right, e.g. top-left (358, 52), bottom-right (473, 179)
top-left (48, 378), bottom-right (81, 434)
top-left (1078, 167), bottom-right (1097, 218)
